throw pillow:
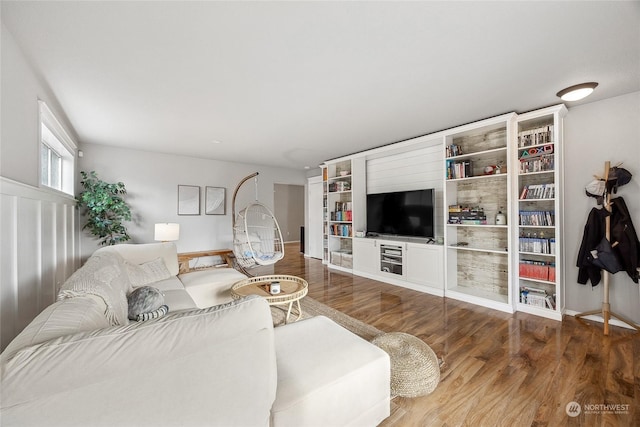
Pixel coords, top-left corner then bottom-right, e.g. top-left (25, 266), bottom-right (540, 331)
top-left (127, 286), bottom-right (165, 320)
top-left (125, 257), bottom-right (172, 288)
top-left (135, 305), bottom-right (169, 322)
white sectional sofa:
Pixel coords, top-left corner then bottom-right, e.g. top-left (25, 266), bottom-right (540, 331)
top-left (0, 243), bottom-right (390, 426)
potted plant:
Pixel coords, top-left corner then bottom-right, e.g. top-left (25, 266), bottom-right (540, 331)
top-left (77, 170), bottom-right (132, 245)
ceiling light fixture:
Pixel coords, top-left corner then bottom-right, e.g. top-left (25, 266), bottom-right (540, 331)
top-left (556, 82), bottom-right (598, 102)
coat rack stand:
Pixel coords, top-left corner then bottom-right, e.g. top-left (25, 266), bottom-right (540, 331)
top-left (575, 161), bottom-right (640, 335)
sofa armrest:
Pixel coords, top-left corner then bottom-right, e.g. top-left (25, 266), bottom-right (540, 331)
top-left (1, 296), bottom-right (276, 427)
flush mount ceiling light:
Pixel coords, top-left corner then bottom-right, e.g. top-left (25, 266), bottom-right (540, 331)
top-left (556, 82), bottom-right (598, 101)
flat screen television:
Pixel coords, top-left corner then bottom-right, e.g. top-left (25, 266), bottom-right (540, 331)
top-left (366, 189), bottom-right (435, 238)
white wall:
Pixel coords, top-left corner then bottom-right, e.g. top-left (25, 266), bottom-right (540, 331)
top-left (78, 144), bottom-right (307, 257)
top-left (563, 91), bottom-right (640, 324)
top-left (1, 23), bottom-right (81, 350)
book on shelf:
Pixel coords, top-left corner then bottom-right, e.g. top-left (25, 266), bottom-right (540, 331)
top-left (519, 154), bottom-right (554, 174)
top-left (519, 210), bottom-right (555, 226)
top-left (330, 223), bottom-right (352, 237)
top-left (519, 183), bottom-right (555, 199)
top-left (518, 125), bottom-right (554, 147)
top-left (445, 144), bottom-right (463, 157)
top-left (519, 285), bottom-right (555, 309)
top-left (448, 206), bottom-right (486, 224)
top-left (446, 159), bottom-right (473, 179)
top-left (518, 236), bottom-right (555, 254)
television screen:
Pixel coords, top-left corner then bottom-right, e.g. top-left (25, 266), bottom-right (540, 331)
top-left (366, 189), bottom-right (435, 238)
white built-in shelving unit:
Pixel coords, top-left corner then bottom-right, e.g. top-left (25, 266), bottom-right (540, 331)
top-left (443, 113), bottom-right (515, 313)
top-left (513, 105), bottom-right (567, 320)
top-left (320, 105), bottom-right (567, 321)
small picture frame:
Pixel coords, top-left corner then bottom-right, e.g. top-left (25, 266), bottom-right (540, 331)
top-left (178, 185), bottom-right (200, 215)
top-left (205, 186), bottom-right (226, 215)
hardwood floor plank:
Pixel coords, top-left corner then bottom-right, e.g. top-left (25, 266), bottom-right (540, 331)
top-left (273, 244), bottom-right (640, 426)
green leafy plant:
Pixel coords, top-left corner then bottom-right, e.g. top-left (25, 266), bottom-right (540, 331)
top-left (77, 170), bottom-right (132, 245)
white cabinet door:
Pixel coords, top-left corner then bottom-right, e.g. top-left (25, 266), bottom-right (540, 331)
top-left (406, 244), bottom-right (444, 289)
top-left (307, 177), bottom-right (324, 259)
top-left (353, 238), bottom-right (379, 275)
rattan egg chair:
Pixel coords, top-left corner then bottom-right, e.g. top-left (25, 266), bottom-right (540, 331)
top-left (232, 172), bottom-right (284, 275)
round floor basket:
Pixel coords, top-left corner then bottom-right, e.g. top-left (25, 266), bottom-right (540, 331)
top-left (372, 332), bottom-right (440, 398)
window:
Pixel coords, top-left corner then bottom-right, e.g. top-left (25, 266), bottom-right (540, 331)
top-left (39, 101), bottom-right (76, 195)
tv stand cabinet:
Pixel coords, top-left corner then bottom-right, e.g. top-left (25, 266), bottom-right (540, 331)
top-left (352, 237), bottom-right (444, 296)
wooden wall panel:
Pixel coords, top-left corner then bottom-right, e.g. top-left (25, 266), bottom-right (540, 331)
top-left (366, 143), bottom-right (444, 236)
top-left (0, 178), bottom-right (80, 351)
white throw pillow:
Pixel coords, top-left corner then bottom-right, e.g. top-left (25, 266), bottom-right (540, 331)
top-left (125, 258), bottom-right (172, 288)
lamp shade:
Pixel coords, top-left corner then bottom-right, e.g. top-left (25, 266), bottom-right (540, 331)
top-left (154, 223), bottom-right (180, 241)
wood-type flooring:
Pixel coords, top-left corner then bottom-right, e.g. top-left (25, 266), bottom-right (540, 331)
top-left (272, 243), bottom-right (639, 427)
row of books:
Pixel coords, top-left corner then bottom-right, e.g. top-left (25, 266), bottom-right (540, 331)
top-left (446, 160), bottom-right (473, 179)
top-left (328, 181), bottom-right (350, 192)
top-left (519, 183), bottom-right (555, 199)
top-left (448, 208), bottom-right (487, 225)
top-left (519, 237), bottom-right (556, 254)
top-left (519, 154), bottom-right (554, 174)
top-left (445, 144), bottom-right (464, 157)
top-left (448, 205), bottom-right (483, 213)
top-left (520, 261), bottom-right (556, 279)
top-left (334, 201), bottom-right (352, 211)
top-left (518, 125), bottom-right (554, 147)
top-left (520, 286), bottom-right (556, 309)
top-left (331, 210), bottom-right (352, 221)
top-left (329, 224), bottom-right (352, 237)
top-left (519, 210), bottom-right (554, 226)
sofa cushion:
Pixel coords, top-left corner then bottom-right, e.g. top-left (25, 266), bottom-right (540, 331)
top-left (127, 286), bottom-right (165, 320)
top-left (97, 242), bottom-right (180, 276)
top-left (147, 276), bottom-right (184, 292)
top-left (58, 251), bottom-right (131, 326)
top-left (124, 257), bottom-right (172, 287)
top-left (162, 289), bottom-right (198, 312)
top-left (179, 268), bottom-right (247, 308)
top-left (272, 316), bottom-right (390, 427)
top-left (0, 296), bottom-right (277, 427)
top-left (2, 296), bottom-right (109, 359)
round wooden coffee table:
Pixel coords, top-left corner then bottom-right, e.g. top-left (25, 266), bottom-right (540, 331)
top-left (231, 275), bottom-right (308, 323)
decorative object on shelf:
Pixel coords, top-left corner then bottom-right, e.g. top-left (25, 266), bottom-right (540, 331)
top-left (205, 186), bottom-right (226, 215)
top-left (177, 185), bottom-right (200, 215)
top-left (154, 223), bottom-right (180, 242)
top-left (76, 170), bottom-right (132, 246)
top-left (556, 82), bottom-right (598, 101)
top-left (495, 209), bottom-right (506, 225)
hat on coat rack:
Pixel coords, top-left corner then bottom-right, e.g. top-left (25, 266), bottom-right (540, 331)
top-left (607, 166), bottom-right (632, 194)
top-left (585, 179), bottom-right (606, 205)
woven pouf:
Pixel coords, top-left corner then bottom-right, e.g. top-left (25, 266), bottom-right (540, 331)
top-left (371, 332), bottom-right (440, 398)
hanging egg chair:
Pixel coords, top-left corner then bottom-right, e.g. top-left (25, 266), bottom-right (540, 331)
top-left (232, 172), bottom-right (284, 274)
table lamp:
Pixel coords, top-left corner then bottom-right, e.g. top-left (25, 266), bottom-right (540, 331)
top-left (154, 223), bottom-right (180, 242)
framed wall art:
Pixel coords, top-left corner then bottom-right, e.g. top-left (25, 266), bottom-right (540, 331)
top-left (205, 186), bottom-right (226, 215)
top-left (178, 185), bottom-right (200, 215)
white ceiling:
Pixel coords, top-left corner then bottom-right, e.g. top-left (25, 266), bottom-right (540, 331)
top-left (2, 1), bottom-right (639, 171)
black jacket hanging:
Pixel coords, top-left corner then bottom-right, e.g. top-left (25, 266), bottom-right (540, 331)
top-left (576, 207), bottom-right (608, 286)
top-left (576, 196), bottom-right (640, 286)
top-left (610, 197), bottom-right (640, 283)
